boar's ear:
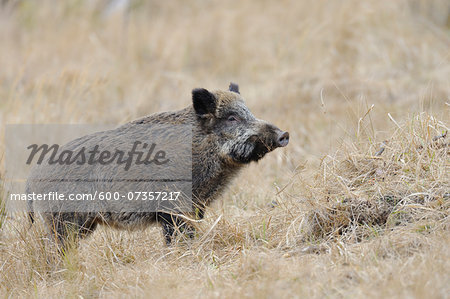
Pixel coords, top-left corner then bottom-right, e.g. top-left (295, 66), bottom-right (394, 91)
top-left (192, 88), bottom-right (217, 116)
top-left (229, 82), bottom-right (240, 94)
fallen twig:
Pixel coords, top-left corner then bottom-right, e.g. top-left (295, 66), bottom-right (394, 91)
top-left (432, 130), bottom-right (447, 141)
top-left (375, 141), bottom-right (388, 156)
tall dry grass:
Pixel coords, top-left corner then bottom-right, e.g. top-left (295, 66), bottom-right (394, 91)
top-left (0, 0), bottom-right (449, 298)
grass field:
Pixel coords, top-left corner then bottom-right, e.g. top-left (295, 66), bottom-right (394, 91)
top-left (0, 0), bottom-right (449, 298)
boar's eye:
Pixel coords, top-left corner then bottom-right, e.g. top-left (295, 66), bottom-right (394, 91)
top-left (227, 115), bottom-right (239, 122)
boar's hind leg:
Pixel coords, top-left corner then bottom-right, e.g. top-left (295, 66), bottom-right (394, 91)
top-left (158, 213), bottom-right (195, 245)
top-left (45, 213), bottom-right (98, 249)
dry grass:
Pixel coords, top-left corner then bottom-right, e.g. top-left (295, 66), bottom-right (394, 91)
top-left (0, 0), bottom-right (449, 298)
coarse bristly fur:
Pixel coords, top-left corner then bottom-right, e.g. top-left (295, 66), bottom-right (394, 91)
top-left (2, 2), bottom-right (449, 297)
top-left (26, 83), bottom-right (289, 247)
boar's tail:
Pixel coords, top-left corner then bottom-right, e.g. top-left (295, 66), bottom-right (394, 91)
top-left (28, 211), bottom-right (35, 224)
top-left (27, 195), bottom-right (34, 225)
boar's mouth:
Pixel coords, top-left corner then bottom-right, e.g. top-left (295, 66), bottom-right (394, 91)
top-left (229, 135), bottom-right (277, 164)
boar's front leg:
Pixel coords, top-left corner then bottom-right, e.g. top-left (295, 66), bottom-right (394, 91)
top-left (195, 204), bottom-right (206, 220)
top-left (158, 213), bottom-right (195, 245)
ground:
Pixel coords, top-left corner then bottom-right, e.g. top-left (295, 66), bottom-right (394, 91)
top-left (0, 1), bottom-right (449, 298)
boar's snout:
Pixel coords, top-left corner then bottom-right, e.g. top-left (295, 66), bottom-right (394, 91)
top-left (277, 131), bottom-right (289, 147)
